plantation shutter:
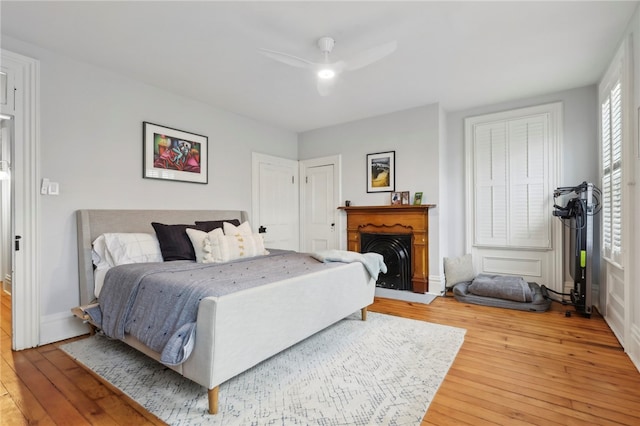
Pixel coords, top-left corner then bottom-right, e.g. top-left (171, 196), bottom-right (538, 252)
top-left (508, 116), bottom-right (549, 247)
top-left (474, 122), bottom-right (507, 246)
top-left (601, 80), bottom-right (623, 264)
top-left (473, 114), bottom-right (551, 249)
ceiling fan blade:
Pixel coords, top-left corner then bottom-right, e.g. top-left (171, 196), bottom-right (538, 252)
top-left (344, 41), bottom-right (397, 71)
top-left (258, 48), bottom-right (316, 69)
top-left (317, 77), bottom-right (336, 97)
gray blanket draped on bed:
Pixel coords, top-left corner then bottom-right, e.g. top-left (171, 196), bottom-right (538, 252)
top-left (93, 251), bottom-right (349, 365)
top-left (310, 250), bottom-right (387, 280)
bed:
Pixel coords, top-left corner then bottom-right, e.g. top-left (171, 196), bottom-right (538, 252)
top-left (75, 209), bottom-right (377, 414)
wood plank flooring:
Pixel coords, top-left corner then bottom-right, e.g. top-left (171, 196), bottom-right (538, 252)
top-left (2, 290), bottom-right (639, 425)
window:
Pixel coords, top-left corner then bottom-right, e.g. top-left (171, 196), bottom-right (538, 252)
top-left (471, 113), bottom-right (551, 249)
top-left (600, 45), bottom-right (626, 266)
top-left (465, 102), bottom-right (562, 288)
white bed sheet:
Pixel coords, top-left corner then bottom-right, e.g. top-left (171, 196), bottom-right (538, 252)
top-left (94, 268), bottom-right (108, 298)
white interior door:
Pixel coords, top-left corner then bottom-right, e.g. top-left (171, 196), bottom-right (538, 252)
top-left (251, 153), bottom-right (299, 250)
top-left (302, 164), bottom-right (335, 252)
top-left (0, 117), bottom-right (12, 294)
top-left (300, 155), bottom-right (341, 253)
top-left (2, 50), bottom-right (40, 350)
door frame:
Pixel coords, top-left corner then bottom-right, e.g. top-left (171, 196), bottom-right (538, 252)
top-left (300, 155), bottom-right (342, 251)
top-left (1, 49), bottom-right (41, 350)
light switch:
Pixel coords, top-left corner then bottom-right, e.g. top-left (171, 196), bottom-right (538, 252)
top-left (48, 182), bottom-right (59, 195)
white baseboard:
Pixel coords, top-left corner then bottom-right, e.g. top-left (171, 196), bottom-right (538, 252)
top-left (39, 311), bottom-right (91, 346)
top-left (628, 324), bottom-right (640, 373)
top-left (428, 274), bottom-right (444, 295)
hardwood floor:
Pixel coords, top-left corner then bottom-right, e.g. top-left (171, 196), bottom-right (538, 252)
top-left (2, 290), bottom-right (639, 425)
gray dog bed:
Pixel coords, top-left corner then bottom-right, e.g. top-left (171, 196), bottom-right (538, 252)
top-left (452, 280), bottom-right (551, 312)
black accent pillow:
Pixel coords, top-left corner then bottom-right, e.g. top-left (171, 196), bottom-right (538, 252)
top-left (195, 219), bottom-right (241, 232)
top-left (151, 222), bottom-right (206, 261)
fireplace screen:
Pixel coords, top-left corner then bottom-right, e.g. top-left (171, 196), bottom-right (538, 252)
top-left (360, 233), bottom-right (412, 291)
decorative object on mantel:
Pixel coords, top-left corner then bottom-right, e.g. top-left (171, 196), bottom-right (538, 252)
top-left (366, 151), bottom-right (395, 193)
top-left (143, 121), bottom-right (208, 184)
top-left (414, 191), bottom-right (423, 205)
top-left (401, 191), bottom-right (410, 205)
top-left (390, 191), bottom-right (401, 205)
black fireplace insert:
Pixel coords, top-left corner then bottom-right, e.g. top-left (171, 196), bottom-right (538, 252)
top-left (360, 233), bottom-right (412, 291)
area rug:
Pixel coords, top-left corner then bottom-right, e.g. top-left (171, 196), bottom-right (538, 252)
top-left (60, 312), bottom-right (465, 425)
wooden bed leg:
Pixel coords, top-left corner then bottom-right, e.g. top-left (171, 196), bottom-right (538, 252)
top-left (208, 386), bottom-right (219, 414)
top-left (361, 307), bottom-right (367, 321)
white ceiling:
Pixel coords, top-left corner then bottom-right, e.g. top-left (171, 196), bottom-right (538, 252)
top-left (1, 1), bottom-right (637, 132)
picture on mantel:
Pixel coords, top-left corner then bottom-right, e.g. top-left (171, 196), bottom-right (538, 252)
top-left (401, 191), bottom-right (410, 205)
top-left (391, 191), bottom-right (401, 205)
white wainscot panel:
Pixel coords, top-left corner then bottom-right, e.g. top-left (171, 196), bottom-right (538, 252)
top-left (481, 255), bottom-right (542, 278)
top-left (629, 325), bottom-right (640, 373)
top-left (605, 267), bottom-right (625, 345)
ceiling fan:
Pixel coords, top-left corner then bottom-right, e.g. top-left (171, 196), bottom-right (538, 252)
top-left (259, 37), bottom-right (397, 96)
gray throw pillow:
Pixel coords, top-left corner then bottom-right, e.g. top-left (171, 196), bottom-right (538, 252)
top-left (443, 254), bottom-right (475, 287)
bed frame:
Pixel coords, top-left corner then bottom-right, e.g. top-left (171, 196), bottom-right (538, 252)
top-left (76, 209), bottom-right (375, 414)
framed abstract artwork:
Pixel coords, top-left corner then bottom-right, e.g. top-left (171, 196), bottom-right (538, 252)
top-left (366, 151), bottom-right (395, 193)
top-left (143, 121), bottom-right (208, 184)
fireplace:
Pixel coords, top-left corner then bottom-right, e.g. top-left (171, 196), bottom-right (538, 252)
top-left (361, 233), bottom-right (412, 290)
top-left (338, 205), bottom-right (435, 293)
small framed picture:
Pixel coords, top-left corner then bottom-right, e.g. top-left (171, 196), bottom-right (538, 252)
top-left (401, 191), bottom-right (410, 205)
top-left (367, 151), bottom-right (395, 193)
top-left (143, 121), bottom-right (208, 184)
top-left (390, 191), bottom-right (401, 205)
top-left (414, 192), bottom-right (423, 205)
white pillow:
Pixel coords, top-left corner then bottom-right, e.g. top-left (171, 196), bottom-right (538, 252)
top-left (185, 227), bottom-right (224, 263)
top-left (91, 235), bottom-right (111, 270)
top-left (101, 233), bottom-right (163, 266)
top-left (443, 253), bottom-right (475, 287)
top-left (223, 220), bottom-right (253, 236)
top-left (206, 233), bottom-right (269, 263)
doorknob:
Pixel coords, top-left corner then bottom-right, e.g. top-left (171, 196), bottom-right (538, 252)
top-left (258, 226), bottom-right (267, 233)
top-left (15, 235), bottom-right (21, 251)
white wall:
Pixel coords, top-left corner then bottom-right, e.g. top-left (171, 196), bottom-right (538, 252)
top-left (298, 104), bottom-right (444, 292)
top-left (2, 36), bottom-right (298, 344)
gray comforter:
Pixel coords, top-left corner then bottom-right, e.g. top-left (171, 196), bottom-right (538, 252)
top-left (467, 273), bottom-right (533, 302)
top-left (92, 251), bottom-right (346, 365)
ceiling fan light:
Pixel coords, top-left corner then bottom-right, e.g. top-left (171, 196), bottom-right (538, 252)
top-left (317, 68), bottom-right (335, 79)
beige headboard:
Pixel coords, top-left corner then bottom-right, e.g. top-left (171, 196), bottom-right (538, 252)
top-left (76, 209), bottom-right (249, 305)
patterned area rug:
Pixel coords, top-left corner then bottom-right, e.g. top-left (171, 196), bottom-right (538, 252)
top-left (60, 312), bottom-right (465, 425)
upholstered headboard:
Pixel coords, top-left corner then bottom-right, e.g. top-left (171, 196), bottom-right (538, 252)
top-left (76, 209), bottom-right (249, 305)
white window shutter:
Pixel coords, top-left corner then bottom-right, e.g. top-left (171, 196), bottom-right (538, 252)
top-left (472, 115), bottom-right (551, 250)
top-left (474, 122), bottom-right (507, 246)
top-left (601, 79), bottom-right (623, 265)
top-left (508, 116), bottom-right (550, 248)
